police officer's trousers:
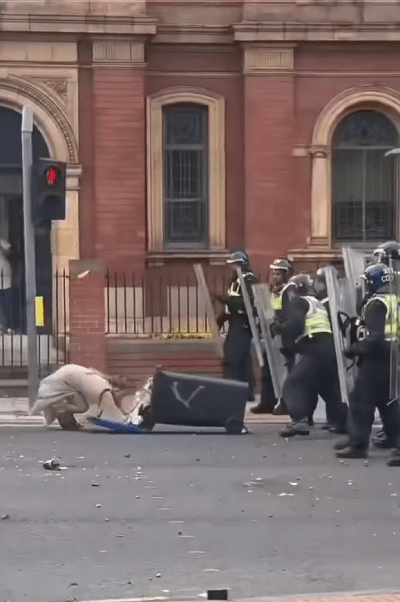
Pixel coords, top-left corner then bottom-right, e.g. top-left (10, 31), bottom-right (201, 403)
top-left (223, 316), bottom-right (253, 397)
top-left (282, 336), bottom-right (347, 427)
top-left (347, 341), bottom-right (400, 451)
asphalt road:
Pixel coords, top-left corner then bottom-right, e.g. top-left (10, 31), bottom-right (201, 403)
top-left (1, 421), bottom-right (400, 602)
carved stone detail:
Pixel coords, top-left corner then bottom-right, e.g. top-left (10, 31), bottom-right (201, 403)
top-left (93, 41), bottom-right (145, 65)
top-left (244, 46), bottom-right (294, 74)
top-left (26, 77), bottom-right (68, 103)
top-left (308, 145), bottom-right (331, 159)
top-left (6, 76), bottom-right (78, 163)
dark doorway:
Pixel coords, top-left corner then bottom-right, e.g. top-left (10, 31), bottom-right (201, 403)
top-left (0, 107), bottom-right (52, 334)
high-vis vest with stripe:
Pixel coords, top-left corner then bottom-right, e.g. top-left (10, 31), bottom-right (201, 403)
top-left (228, 280), bottom-right (241, 297)
top-left (271, 292), bottom-right (282, 311)
top-left (362, 293), bottom-right (399, 340)
top-left (303, 296), bottom-right (332, 337)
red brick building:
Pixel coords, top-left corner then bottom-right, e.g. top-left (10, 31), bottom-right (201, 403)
top-left (2, 0), bottom-right (400, 375)
top-left (76, 0), bottom-right (400, 275)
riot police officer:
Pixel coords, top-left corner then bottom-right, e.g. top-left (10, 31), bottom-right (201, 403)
top-left (368, 241), bottom-right (400, 450)
top-left (310, 266), bottom-right (347, 433)
top-left (251, 257), bottom-right (293, 414)
top-left (335, 263), bottom-right (400, 465)
top-left (279, 273), bottom-right (347, 438)
top-left (215, 251), bottom-right (258, 400)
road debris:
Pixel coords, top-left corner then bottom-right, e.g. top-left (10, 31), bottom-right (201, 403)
top-left (43, 457), bottom-right (61, 470)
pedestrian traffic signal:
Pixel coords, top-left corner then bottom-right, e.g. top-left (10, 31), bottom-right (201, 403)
top-left (32, 158), bottom-right (66, 224)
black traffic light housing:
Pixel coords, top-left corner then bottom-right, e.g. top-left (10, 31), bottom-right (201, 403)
top-left (32, 158), bottom-right (66, 224)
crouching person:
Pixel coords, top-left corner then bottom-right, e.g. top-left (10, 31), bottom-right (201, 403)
top-left (30, 364), bottom-right (129, 430)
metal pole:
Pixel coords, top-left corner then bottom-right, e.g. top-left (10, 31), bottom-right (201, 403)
top-left (21, 106), bottom-right (38, 408)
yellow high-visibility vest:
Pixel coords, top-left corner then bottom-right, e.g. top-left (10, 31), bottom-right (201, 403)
top-left (303, 295), bottom-right (332, 337)
top-left (228, 280), bottom-right (241, 297)
top-left (363, 293), bottom-right (399, 340)
top-left (271, 292), bottom-right (282, 311)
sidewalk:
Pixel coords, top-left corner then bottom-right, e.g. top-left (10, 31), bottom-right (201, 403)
top-left (0, 397), bottom-right (44, 426)
top-left (236, 593), bottom-right (400, 602)
top-left (0, 398), bottom-right (292, 426)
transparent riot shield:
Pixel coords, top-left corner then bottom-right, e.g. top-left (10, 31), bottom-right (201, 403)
top-left (324, 266), bottom-right (354, 406)
top-left (235, 267), bottom-right (264, 367)
top-left (252, 283), bottom-right (287, 399)
top-left (388, 259), bottom-right (400, 405)
top-left (193, 263), bottom-right (224, 359)
top-left (342, 246), bottom-right (368, 316)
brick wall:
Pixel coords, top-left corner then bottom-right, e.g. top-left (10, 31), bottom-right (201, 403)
top-left (244, 74), bottom-right (299, 271)
top-left (69, 260), bottom-right (107, 373)
top-left (107, 338), bottom-right (224, 388)
top-left (93, 69), bottom-right (146, 273)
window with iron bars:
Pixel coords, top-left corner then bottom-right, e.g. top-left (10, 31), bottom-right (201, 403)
top-left (332, 110), bottom-right (399, 243)
top-left (163, 104), bottom-right (208, 247)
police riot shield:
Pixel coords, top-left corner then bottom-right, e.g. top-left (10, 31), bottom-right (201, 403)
top-left (342, 246), bottom-right (367, 316)
top-left (252, 283), bottom-right (287, 400)
top-left (235, 267), bottom-right (264, 367)
top-left (193, 263), bottom-right (224, 359)
top-left (324, 266), bottom-right (354, 406)
top-left (388, 259), bottom-right (400, 405)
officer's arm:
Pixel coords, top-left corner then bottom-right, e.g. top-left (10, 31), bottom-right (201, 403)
top-left (282, 296), bottom-right (309, 345)
top-left (345, 300), bottom-right (387, 358)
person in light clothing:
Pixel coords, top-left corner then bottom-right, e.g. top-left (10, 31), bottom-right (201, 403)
top-left (30, 364), bottom-right (129, 430)
top-left (0, 239), bottom-right (14, 332)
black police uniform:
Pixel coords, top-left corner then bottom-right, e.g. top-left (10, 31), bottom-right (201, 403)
top-left (336, 298), bottom-right (400, 458)
top-left (219, 271), bottom-right (258, 397)
top-left (280, 294), bottom-right (347, 436)
top-left (307, 295), bottom-right (345, 430)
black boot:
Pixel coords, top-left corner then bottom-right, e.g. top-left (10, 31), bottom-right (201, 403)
top-left (334, 437), bottom-right (351, 451)
top-left (280, 418), bottom-right (310, 438)
top-left (272, 399), bottom-right (289, 416)
top-left (250, 402), bottom-right (274, 414)
top-left (335, 446), bottom-right (368, 459)
top-left (387, 449), bottom-right (400, 467)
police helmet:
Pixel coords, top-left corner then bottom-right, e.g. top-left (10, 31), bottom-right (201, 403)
top-left (371, 241), bottom-right (400, 265)
top-left (226, 250), bottom-right (249, 266)
top-left (269, 258), bottom-right (293, 275)
top-left (361, 262), bottom-right (395, 294)
top-left (286, 273), bottom-right (314, 297)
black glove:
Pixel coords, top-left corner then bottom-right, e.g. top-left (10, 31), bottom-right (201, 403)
top-left (270, 320), bottom-right (282, 338)
top-left (216, 312), bottom-right (230, 330)
top-left (280, 346), bottom-right (296, 358)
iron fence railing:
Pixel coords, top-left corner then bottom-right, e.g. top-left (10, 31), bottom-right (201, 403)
top-left (105, 271), bottom-right (269, 337)
top-left (0, 270), bottom-right (69, 370)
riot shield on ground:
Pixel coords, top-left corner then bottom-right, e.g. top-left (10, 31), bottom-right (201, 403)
top-left (252, 283), bottom-right (287, 400)
top-left (235, 267), bottom-right (264, 367)
top-left (193, 263), bottom-right (224, 359)
top-left (324, 266), bottom-right (354, 406)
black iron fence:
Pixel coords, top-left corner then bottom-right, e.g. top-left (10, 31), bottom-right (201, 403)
top-left (0, 270), bottom-right (69, 370)
top-left (105, 271), bottom-right (269, 337)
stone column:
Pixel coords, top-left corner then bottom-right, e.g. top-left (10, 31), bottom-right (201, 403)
top-left (308, 146), bottom-right (331, 248)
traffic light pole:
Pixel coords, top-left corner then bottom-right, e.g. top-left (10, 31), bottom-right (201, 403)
top-left (21, 106), bottom-right (39, 408)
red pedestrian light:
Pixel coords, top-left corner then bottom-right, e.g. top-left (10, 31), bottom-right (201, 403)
top-left (45, 166), bottom-right (59, 186)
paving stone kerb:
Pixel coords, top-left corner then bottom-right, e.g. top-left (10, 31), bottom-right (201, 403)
top-left (235, 593), bottom-right (400, 602)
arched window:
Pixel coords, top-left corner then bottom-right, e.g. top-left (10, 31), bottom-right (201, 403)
top-left (163, 104), bottom-right (208, 246)
top-left (332, 110), bottom-right (398, 242)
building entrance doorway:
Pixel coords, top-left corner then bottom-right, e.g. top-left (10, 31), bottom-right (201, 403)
top-left (0, 107), bottom-right (52, 336)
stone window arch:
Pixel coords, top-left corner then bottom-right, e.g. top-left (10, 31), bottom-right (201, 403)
top-left (332, 110), bottom-right (398, 243)
top-left (147, 88), bottom-right (226, 256)
top-left (309, 87), bottom-right (400, 249)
